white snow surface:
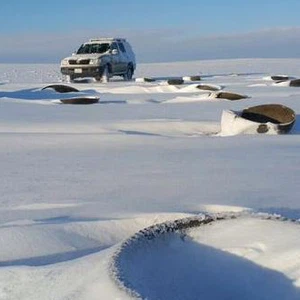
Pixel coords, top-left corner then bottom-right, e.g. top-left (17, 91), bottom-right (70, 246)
top-left (1, 58), bottom-right (300, 299)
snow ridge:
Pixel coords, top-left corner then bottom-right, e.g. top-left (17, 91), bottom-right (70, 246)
top-left (110, 214), bottom-right (227, 298)
top-left (110, 212), bottom-right (300, 298)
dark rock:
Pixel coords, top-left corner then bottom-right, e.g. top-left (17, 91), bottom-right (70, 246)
top-left (144, 77), bottom-right (156, 82)
top-left (196, 84), bottom-right (220, 91)
top-left (189, 76), bottom-right (201, 81)
top-left (271, 75), bottom-right (289, 81)
top-left (42, 84), bottom-right (79, 93)
top-left (167, 78), bottom-right (184, 85)
top-left (60, 97), bottom-right (99, 104)
top-left (289, 79), bottom-right (300, 87)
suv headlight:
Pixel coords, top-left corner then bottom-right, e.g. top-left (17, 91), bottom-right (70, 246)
top-left (89, 58), bottom-right (100, 65)
top-left (61, 59), bottom-right (69, 66)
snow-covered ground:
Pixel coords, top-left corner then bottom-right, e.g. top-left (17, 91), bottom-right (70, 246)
top-left (1, 58), bottom-right (300, 299)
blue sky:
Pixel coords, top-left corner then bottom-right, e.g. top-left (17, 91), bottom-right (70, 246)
top-left (1, 0), bottom-right (300, 63)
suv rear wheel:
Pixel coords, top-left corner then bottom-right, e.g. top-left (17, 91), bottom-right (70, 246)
top-left (123, 65), bottom-right (134, 81)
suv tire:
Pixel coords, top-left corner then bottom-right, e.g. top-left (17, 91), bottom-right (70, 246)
top-left (63, 74), bottom-right (74, 83)
top-left (95, 64), bottom-right (111, 82)
top-left (123, 65), bottom-right (134, 81)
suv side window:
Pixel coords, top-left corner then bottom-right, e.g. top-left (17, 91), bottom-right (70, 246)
top-left (110, 42), bottom-right (118, 51)
top-left (118, 43), bottom-right (126, 53)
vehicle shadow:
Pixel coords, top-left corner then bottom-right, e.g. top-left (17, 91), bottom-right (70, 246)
top-left (117, 233), bottom-right (300, 300)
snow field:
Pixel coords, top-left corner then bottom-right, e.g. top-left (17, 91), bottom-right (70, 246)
top-left (1, 59), bottom-right (300, 299)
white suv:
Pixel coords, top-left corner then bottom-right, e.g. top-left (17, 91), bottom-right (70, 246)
top-left (60, 38), bottom-right (136, 82)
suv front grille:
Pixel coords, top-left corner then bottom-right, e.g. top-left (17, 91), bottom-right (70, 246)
top-left (68, 59), bottom-right (90, 65)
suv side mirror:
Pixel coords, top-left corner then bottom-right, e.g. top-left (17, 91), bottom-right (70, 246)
top-left (111, 49), bottom-right (118, 55)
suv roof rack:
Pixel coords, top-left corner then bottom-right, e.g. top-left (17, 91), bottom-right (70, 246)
top-left (89, 38), bottom-right (126, 43)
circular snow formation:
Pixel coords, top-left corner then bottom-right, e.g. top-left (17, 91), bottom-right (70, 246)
top-left (111, 214), bottom-right (300, 300)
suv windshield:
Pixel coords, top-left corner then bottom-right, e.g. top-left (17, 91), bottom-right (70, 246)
top-left (77, 43), bottom-right (110, 54)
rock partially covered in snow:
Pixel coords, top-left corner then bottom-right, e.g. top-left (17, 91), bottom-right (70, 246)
top-left (214, 91), bottom-right (248, 100)
top-left (42, 84), bottom-right (79, 93)
top-left (289, 79), bottom-right (300, 87)
top-left (220, 104), bottom-right (296, 136)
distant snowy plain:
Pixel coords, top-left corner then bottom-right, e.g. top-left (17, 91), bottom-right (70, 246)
top-left (1, 59), bottom-right (300, 299)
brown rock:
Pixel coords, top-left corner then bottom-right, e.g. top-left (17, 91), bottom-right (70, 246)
top-left (216, 92), bottom-right (247, 100)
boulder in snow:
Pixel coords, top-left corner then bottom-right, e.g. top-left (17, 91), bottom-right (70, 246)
top-left (221, 104), bottom-right (295, 135)
top-left (42, 84), bottom-right (79, 93)
top-left (60, 96), bottom-right (99, 105)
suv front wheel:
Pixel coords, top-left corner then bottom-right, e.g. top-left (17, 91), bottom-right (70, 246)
top-left (62, 74), bottom-right (75, 83)
top-left (96, 64), bottom-right (111, 82)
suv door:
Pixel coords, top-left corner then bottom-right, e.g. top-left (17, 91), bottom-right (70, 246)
top-left (117, 42), bottom-right (130, 73)
top-left (110, 42), bottom-right (123, 74)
